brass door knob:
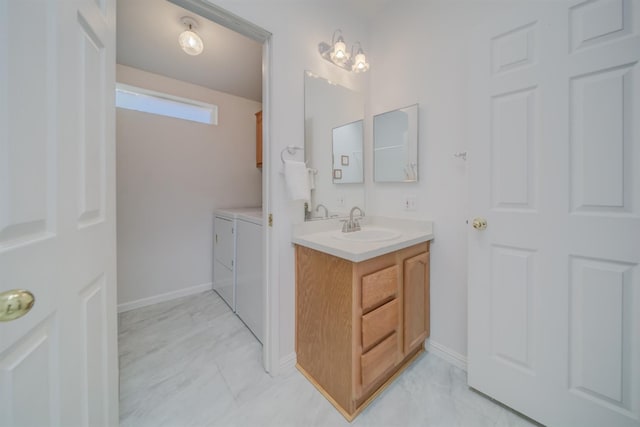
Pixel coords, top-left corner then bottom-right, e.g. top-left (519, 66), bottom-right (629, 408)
top-left (0, 289), bottom-right (35, 322)
top-left (472, 217), bottom-right (488, 230)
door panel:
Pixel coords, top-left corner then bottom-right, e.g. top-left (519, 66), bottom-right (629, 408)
top-left (468, 2), bottom-right (640, 426)
top-left (0, 0), bottom-right (117, 425)
top-left (77, 11), bottom-right (107, 227)
top-left (0, 0), bottom-right (55, 249)
top-left (0, 319), bottom-right (57, 426)
top-left (569, 256), bottom-right (635, 412)
top-left (491, 87), bottom-right (537, 211)
top-left (490, 245), bottom-right (535, 373)
top-left (570, 63), bottom-right (635, 214)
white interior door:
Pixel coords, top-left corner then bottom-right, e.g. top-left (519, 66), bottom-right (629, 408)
top-left (468, 2), bottom-right (640, 426)
top-left (0, 0), bottom-right (117, 426)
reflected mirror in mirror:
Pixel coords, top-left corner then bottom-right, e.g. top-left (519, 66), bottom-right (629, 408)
top-left (304, 71), bottom-right (365, 221)
top-left (373, 104), bottom-right (419, 182)
top-left (332, 120), bottom-right (363, 184)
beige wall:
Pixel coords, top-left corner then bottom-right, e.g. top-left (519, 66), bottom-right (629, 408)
top-left (116, 64), bottom-right (262, 309)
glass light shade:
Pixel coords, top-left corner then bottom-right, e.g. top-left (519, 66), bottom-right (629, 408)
top-left (330, 38), bottom-right (348, 64)
top-left (179, 30), bottom-right (204, 56)
top-left (352, 51), bottom-right (370, 73)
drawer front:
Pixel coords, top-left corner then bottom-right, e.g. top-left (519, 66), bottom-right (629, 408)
top-left (361, 298), bottom-right (399, 352)
top-left (361, 265), bottom-right (399, 312)
top-left (360, 331), bottom-right (399, 390)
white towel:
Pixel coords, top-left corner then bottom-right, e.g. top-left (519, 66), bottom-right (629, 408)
top-left (307, 168), bottom-right (316, 190)
top-left (284, 160), bottom-right (310, 202)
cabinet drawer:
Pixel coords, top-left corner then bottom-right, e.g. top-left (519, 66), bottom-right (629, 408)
top-left (360, 331), bottom-right (399, 390)
top-left (361, 298), bottom-right (399, 352)
top-left (362, 265), bottom-right (399, 312)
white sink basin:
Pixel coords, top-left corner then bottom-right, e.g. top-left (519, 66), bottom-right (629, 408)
top-left (333, 227), bottom-right (401, 243)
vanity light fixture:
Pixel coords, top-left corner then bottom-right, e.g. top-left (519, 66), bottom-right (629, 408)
top-left (329, 30), bottom-right (349, 65)
top-left (178, 16), bottom-right (204, 56)
top-left (318, 30), bottom-right (370, 73)
top-left (351, 42), bottom-right (370, 73)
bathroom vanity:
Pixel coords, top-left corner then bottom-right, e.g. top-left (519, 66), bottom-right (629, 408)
top-left (293, 217), bottom-right (433, 420)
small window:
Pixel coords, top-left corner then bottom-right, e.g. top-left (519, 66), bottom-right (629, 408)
top-left (115, 83), bottom-right (218, 125)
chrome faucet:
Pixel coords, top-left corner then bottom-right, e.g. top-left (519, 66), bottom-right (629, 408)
top-left (315, 204), bottom-right (329, 219)
top-left (342, 206), bottom-right (365, 233)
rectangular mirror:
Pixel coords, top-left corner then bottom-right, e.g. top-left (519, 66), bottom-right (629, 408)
top-left (304, 71), bottom-right (365, 220)
top-left (332, 120), bottom-right (363, 184)
top-left (373, 104), bottom-right (419, 182)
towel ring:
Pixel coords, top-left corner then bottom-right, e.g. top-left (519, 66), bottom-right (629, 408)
top-left (280, 146), bottom-right (303, 163)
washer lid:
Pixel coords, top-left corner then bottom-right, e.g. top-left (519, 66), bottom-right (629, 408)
top-left (237, 209), bottom-right (263, 225)
top-left (215, 207), bottom-right (262, 220)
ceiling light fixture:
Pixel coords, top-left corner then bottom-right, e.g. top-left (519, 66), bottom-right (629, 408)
top-left (318, 30), bottom-right (370, 73)
top-left (178, 17), bottom-right (204, 56)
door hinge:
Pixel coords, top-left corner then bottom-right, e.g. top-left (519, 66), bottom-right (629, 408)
top-left (268, 213), bottom-right (273, 227)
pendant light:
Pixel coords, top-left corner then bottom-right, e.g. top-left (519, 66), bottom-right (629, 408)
top-left (178, 17), bottom-right (204, 56)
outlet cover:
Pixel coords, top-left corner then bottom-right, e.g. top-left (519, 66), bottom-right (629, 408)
top-left (404, 195), bottom-right (417, 211)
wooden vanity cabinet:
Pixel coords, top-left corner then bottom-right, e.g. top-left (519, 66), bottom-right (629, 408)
top-left (295, 241), bottom-right (430, 421)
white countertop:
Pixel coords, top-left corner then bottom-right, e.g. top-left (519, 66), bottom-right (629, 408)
top-left (292, 216), bottom-right (434, 262)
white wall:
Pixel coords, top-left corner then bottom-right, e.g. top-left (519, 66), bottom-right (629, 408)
top-left (209, 0), bottom-right (368, 367)
top-left (116, 64), bottom-right (262, 309)
top-left (367, 0), bottom-right (523, 360)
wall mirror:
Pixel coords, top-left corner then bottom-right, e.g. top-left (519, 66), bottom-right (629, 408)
top-left (373, 104), bottom-right (419, 182)
top-left (332, 120), bottom-right (363, 184)
top-left (304, 71), bottom-right (365, 220)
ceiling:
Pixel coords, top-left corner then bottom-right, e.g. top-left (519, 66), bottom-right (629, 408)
top-left (116, 0), bottom-right (393, 103)
top-left (117, 0), bottom-right (263, 102)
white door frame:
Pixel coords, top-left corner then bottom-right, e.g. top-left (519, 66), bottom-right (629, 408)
top-left (165, 0), bottom-right (277, 374)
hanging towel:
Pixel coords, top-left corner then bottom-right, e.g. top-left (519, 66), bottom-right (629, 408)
top-left (307, 168), bottom-right (316, 190)
top-left (284, 160), bottom-right (310, 202)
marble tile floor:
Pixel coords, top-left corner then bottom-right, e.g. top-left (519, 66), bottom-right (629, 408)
top-left (119, 291), bottom-right (540, 427)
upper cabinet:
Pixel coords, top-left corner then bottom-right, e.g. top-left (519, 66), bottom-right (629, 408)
top-left (373, 104), bottom-right (419, 182)
top-left (255, 110), bottom-right (262, 168)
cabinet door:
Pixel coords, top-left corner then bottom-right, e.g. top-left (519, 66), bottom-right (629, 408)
top-left (403, 252), bottom-right (430, 354)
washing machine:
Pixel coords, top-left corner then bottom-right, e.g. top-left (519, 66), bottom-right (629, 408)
top-left (235, 209), bottom-right (264, 343)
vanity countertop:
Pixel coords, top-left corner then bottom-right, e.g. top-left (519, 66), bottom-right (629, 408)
top-left (292, 216), bottom-right (434, 262)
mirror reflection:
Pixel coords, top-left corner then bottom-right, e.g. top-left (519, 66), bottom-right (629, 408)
top-left (374, 104), bottom-right (419, 182)
top-left (332, 120), bottom-right (363, 184)
top-left (304, 71), bottom-right (365, 220)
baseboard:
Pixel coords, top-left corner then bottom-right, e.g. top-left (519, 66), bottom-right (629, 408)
top-left (117, 282), bottom-right (213, 313)
top-left (279, 352), bottom-right (297, 372)
top-left (426, 339), bottom-right (468, 371)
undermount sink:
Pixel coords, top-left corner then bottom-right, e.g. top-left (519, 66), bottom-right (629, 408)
top-left (333, 227), bottom-right (401, 243)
